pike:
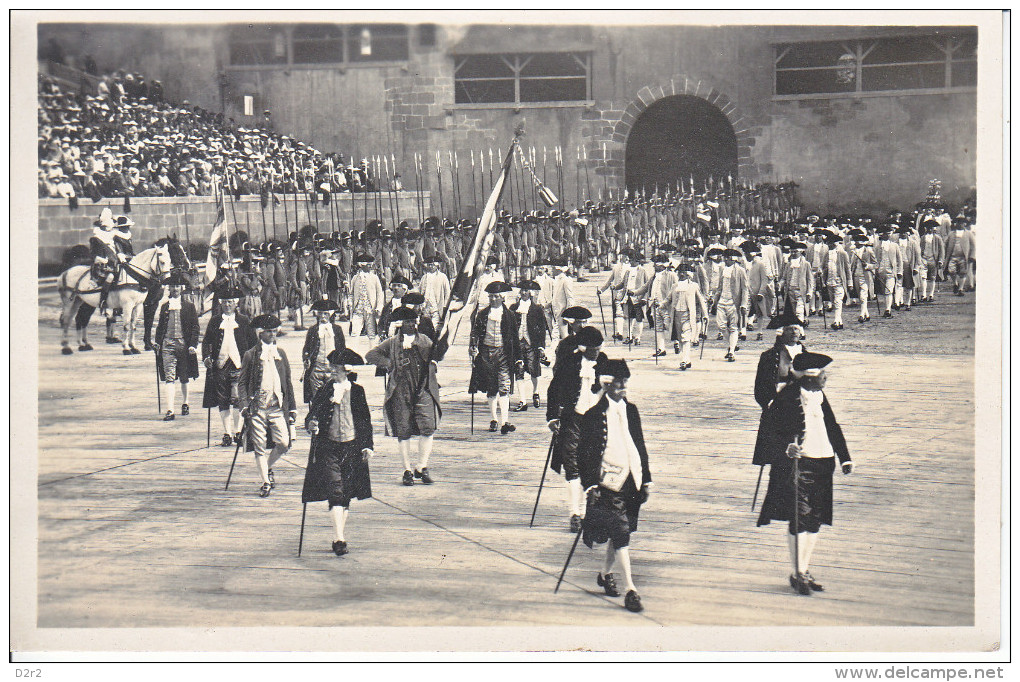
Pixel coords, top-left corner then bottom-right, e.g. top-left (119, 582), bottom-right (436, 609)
top-left (384, 154), bottom-right (397, 228)
top-left (470, 149), bottom-right (478, 215)
top-left (413, 152), bottom-right (425, 225)
top-left (582, 145), bottom-right (592, 207)
top-left (602, 142), bottom-right (610, 204)
top-left (435, 150), bottom-right (445, 218)
top-left (391, 153), bottom-right (400, 226)
top-left (452, 150), bottom-right (462, 220)
top-left (530, 146), bottom-right (538, 211)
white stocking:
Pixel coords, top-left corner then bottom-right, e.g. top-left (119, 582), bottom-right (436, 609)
top-left (231, 408), bottom-right (243, 433)
top-left (219, 408), bottom-right (231, 434)
top-left (417, 435), bottom-right (433, 470)
top-left (254, 454), bottom-right (270, 484)
top-left (567, 477), bottom-right (584, 517)
top-left (488, 396), bottom-right (498, 422)
top-left (180, 381), bottom-right (189, 405)
top-left (397, 439), bottom-right (412, 471)
top-left (498, 394), bottom-right (511, 425)
top-left (615, 546), bottom-right (636, 593)
top-left (801, 531), bottom-right (819, 574)
top-left (728, 331), bottom-right (738, 353)
top-left (162, 382), bottom-right (176, 413)
top-left (603, 543), bottom-right (617, 575)
top-left (329, 505), bottom-right (349, 542)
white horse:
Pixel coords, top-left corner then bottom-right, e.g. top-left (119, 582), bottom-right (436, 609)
top-left (57, 244), bottom-right (173, 355)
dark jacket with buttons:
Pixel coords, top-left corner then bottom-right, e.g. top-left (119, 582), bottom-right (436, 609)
top-left (576, 396), bottom-right (653, 494)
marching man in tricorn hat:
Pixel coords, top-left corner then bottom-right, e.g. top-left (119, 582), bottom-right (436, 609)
top-left (202, 287), bottom-right (257, 447)
top-left (754, 351), bottom-right (853, 596)
top-left (576, 357), bottom-right (653, 613)
top-left (303, 348), bottom-right (374, 557)
top-left (154, 269), bottom-right (200, 422)
top-left (366, 306), bottom-right (443, 486)
top-left (469, 281), bottom-right (521, 435)
top-left (239, 314), bottom-right (298, 498)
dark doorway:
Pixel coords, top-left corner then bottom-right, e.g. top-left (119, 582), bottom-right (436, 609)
top-left (625, 95), bottom-right (738, 196)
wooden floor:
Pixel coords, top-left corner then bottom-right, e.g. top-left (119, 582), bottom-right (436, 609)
top-left (32, 277), bottom-right (975, 633)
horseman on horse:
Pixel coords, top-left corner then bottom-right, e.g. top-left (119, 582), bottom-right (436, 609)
top-left (89, 208), bottom-right (136, 315)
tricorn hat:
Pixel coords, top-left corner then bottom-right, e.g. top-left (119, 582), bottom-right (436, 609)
top-left (766, 310), bottom-right (806, 330)
top-left (561, 306), bottom-right (592, 321)
top-left (576, 325), bottom-right (604, 348)
top-left (596, 357), bottom-right (630, 380)
top-left (484, 281), bottom-right (512, 294)
top-left (250, 314), bottom-right (281, 330)
top-left (327, 348), bottom-right (364, 368)
top-left (163, 269), bottom-right (189, 287)
top-left (310, 299), bottom-right (338, 312)
top-left (389, 306), bottom-right (419, 322)
top-left (792, 351), bottom-right (832, 376)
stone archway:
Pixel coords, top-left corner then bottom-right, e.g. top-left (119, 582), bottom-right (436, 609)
top-left (607, 75), bottom-right (758, 191)
top-left (624, 95), bottom-right (737, 195)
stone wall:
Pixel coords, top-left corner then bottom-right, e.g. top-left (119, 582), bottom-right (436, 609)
top-left (37, 22), bottom-right (977, 218)
top-left (38, 192), bottom-right (428, 272)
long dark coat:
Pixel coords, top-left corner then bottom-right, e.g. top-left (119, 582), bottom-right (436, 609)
top-left (575, 396), bottom-right (653, 544)
top-left (302, 381), bottom-right (373, 505)
top-left (300, 322), bottom-right (347, 403)
top-left (467, 305), bottom-right (520, 395)
top-left (154, 299), bottom-right (200, 381)
top-left (753, 341), bottom-right (807, 410)
top-left (545, 349), bottom-right (608, 474)
top-left (200, 312), bottom-right (257, 409)
top-left (754, 383), bottom-right (852, 528)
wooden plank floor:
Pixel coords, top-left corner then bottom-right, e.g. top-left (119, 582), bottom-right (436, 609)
top-left (33, 277), bottom-right (975, 630)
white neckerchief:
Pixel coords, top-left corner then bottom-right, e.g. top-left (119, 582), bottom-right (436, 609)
top-left (401, 333), bottom-right (416, 350)
top-left (799, 388), bottom-right (833, 459)
top-left (487, 305), bottom-right (503, 322)
top-left (574, 357), bottom-right (600, 415)
top-left (166, 296), bottom-right (182, 311)
top-left (318, 323), bottom-right (335, 356)
top-left (331, 379), bottom-right (351, 404)
top-left (260, 341), bottom-right (281, 362)
top-left (604, 397), bottom-right (644, 489)
top-left (785, 343), bottom-right (802, 360)
top-left (219, 314), bottom-right (241, 367)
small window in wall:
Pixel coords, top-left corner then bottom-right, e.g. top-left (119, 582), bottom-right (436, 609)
top-left (292, 24), bottom-right (344, 64)
top-left (774, 31), bottom-right (977, 97)
top-left (347, 24), bottom-right (409, 62)
top-left (228, 25), bottom-right (288, 66)
top-left (243, 95), bottom-right (255, 116)
top-left (454, 52), bottom-right (592, 105)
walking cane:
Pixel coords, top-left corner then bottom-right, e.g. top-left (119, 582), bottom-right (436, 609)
top-left (751, 464), bottom-right (764, 511)
top-left (297, 503), bottom-right (308, 557)
top-left (470, 391), bottom-right (475, 434)
top-left (206, 408), bottom-right (211, 449)
top-left (699, 317), bottom-right (709, 360)
top-left (224, 422), bottom-right (247, 491)
top-left (529, 434), bottom-right (557, 527)
top-left (596, 289), bottom-right (610, 341)
top-left (789, 440), bottom-right (801, 581)
top-left (555, 518), bottom-right (585, 593)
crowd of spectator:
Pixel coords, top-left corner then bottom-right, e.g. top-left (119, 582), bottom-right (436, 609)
top-left (38, 68), bottom-right (377, 203)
